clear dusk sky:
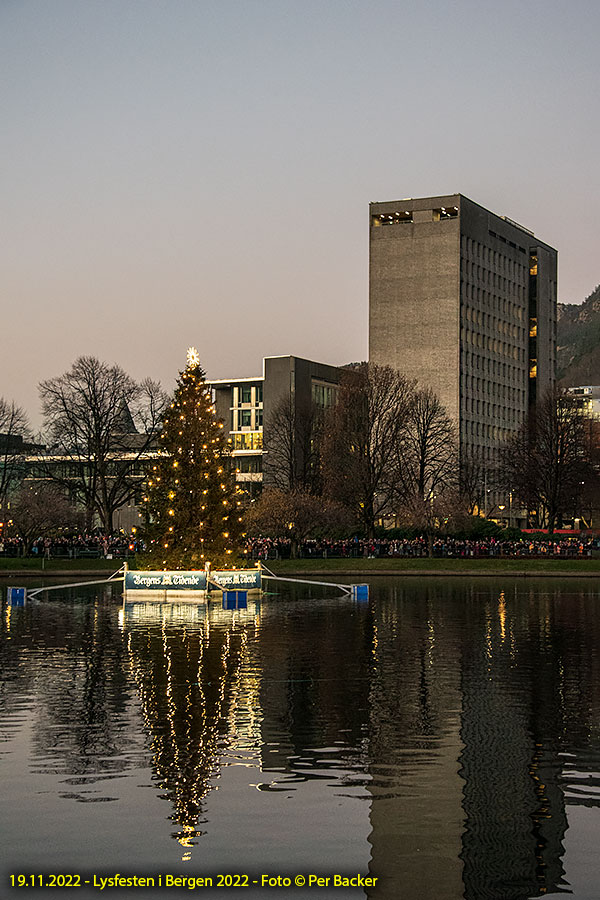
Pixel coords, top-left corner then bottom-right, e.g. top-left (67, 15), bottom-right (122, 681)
top-left (2, 0), bottom-right (599, 426)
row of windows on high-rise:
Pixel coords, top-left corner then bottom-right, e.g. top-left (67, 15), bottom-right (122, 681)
top-left (461, 261), bottom-right (527, 297)
top-left (463, 397), bottom-right (520, 424)
top-left (462, 286), bottom-right (526, 319)
top-left (464, 420), bottom-right (515, 444)
top-left (461, 443), bottom-right (496, 463)
top-left (463, 375), bottom-right (525, 406)
top-left (462, 351), bottom-right (526, 386)
top-left (463, 302), bottom-right (524, 328)
top-left (462, 236), bottom-right (527, 266)
top-left (371, 206), bottom-right (458, 226)
top-left (462, 328), bottom-right (524, 361)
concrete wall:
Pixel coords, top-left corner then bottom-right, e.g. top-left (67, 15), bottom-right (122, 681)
top-left (535, 243), bottom-right (558, 399)
top-left (213, 384), bottom-right (232, 432)
top-left (369, 195), bottom-right (461, 424)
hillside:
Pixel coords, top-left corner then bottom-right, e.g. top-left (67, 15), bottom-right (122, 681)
top-left (557, 283), bottom-right (600, 386)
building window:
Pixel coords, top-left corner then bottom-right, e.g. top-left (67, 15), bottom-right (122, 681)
top-left (312, 382), bottom-right (338, 409)
top-left (236, 457), bottom-right (263, 474)
top-left (241, 385), bottom-right (252, 404)
top-left (433, 206), bottom-right (458, 221)
top-left (240, 410), bottom-right (252, 428)
top-left (233, 433), bottom-right (263, 451)
top-left (372, 211), bottom-right (413, 226)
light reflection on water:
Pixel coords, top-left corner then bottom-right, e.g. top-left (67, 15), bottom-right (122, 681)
top-left (1, 577), bottom-right (600, 898)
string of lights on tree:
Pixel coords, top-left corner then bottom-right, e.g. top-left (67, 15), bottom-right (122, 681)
top-left (143, 348), bottom-right (245, 569)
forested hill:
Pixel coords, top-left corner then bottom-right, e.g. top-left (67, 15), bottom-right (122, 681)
top-left (557, 283), bottom-right (600, 386)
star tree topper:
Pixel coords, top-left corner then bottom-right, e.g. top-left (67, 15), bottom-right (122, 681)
top-left (186, 347), bottom-right (200, 368)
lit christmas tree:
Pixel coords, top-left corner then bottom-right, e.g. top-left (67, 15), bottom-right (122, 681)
top-left (143, 348), bottom-right (245, 569)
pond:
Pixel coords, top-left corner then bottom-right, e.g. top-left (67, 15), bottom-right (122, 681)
top-left (1, 576), bottom-right (600, 899)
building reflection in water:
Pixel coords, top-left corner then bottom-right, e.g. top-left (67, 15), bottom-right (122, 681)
top-left (3, 579), bottom-right (600, 896)
top-left (365, 582), bottom-right (465, 900)
top-left (364, 579), bottom-right (600, 900)
top-left (253, 593), bottom-right (373, 791)
top-left (91, 583), bottom-right (600, 894)
top-left (459, 585), bottom-right (569, 900)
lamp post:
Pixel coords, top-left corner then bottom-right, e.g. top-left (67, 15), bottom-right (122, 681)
top-left (498, 504), bottom-right (506, 529)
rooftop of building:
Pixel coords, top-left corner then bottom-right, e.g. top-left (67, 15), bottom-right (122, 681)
top-left (208, 355), bottom-right (342, 388)
top-left (567, 385), bottom-right (600, 396)
top-left (369, 193), bottom-right (557, 252)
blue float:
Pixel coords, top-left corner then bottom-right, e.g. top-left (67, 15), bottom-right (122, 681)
top-left (222, 590), bottom-right (248, 610)
top-left (7, 587), bottom-right (26, 605)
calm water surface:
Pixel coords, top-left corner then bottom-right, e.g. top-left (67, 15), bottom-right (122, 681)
top-left (2, 576), bottom-right (600, 899)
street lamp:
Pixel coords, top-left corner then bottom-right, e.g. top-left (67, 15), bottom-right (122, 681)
top-left (498, 504), bottom-right (506, 528)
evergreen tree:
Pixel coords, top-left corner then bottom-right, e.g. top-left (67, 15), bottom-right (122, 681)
top-left (143, 349), bottom-right (244, 569)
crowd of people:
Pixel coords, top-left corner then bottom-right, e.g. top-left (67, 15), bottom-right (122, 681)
top-left (0, 533), bottom-right (141, 559)
top-left (244, 535), bottom-right (600, 560)
top-left (1, 531), bottom-right (599, 561)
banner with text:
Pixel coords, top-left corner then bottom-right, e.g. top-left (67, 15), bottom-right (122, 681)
top-left (125, 569), bottom-right (261, 592)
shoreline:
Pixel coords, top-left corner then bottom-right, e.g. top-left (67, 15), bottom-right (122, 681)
top-left (0, 570), bottom-right (124, 579)
top-left (268, 569), bottom-right (600, 578)
top-left (2, 564), bottom-right (600, 579)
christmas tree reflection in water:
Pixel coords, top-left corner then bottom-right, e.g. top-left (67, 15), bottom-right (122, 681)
top-left (122, 608), bottom-right (261, 856)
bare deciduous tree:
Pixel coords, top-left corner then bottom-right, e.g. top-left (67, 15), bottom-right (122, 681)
top-left (0, 398), bottom-right (31, 506)
top-left (245, 488), bottom-right (351, 558)
top-left (39, 356), bottom-right (168, 532)
top-left (393, 387), bottom-right (458, 549)
top-left (458, 445), bottom-right (488, 516)
top-left (498, 388), bottom-right (593, 532)
top-left (7, 484), bottom-right (84, 554)
top-left (264, 394), bottom-right (322, 493)
top-left (397, 388), bottom-right (457, 505)
top-left (322, 363), bottom-right (415, 538)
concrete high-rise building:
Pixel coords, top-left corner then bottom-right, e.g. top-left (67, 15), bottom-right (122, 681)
top-left (369, 193), bottom-right (558, 496)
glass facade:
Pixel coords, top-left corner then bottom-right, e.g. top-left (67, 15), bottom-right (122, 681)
top-left (312, 381), bottom-right (337, 409)
top-left (232, 432), bottom-right (263, 451)
top-left (231, 383), bottom-right (264, 432)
